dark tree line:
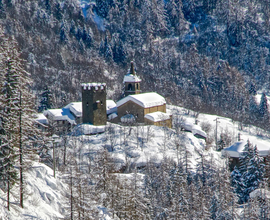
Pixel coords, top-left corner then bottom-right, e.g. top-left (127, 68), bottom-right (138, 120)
top-left (0, 0), bottom-right (270, 131)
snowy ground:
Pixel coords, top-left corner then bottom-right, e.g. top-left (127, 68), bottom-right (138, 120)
top-left (167, 105), bottom-right (270, 151)
top-left (0, 162), bottom-right (67, 219)
top-left (0, 161), bottom-right (113, 219)
top-left (1, 105), bottom-right (270, 218)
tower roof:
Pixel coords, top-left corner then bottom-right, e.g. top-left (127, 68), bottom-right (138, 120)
top-left (81, 82), bottom-right (106, 90)
top-left (123, 61), bottom-right (141, 83)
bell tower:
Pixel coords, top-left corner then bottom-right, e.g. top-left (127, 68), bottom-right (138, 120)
top-left (123, 61), bottom-right (141, 97)
top-left (81, 83), bottom-right (107, 125)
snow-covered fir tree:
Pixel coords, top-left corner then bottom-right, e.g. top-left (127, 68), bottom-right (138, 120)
top-left (0, 27), bottom-right (41, 209)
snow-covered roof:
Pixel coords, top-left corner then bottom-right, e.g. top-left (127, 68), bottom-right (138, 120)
top-left (63, 100), bottom-right (116, 117)
top-left (63, 102), bottom-right (82, 117)
top-left (144, 111), bottom-right (171, 122)
top-left (180, 122), bottom-right (207, 139)
top-left (222, 141), bottom-right (247, 158)
top-left (123, 74), bottom-right (141, 83)
top-left (35, 113), bottom-right (48, 125)
top-left (181, 121), bottom-right (194, 132)
top-left (81, 82), bottom-right (106, 90)
top-left (192, 125), bottom-right (207, 139)
top-left (106, 100), bottom-right (117, 115)
top-left (222, 141), bottom-right (270, 158)
top-left (117, 92), bottom-right (166, 108)
top-left (44, 109), bottom-right (76, 125)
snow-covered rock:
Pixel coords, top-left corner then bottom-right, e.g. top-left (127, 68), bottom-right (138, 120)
top-left (71, 124), bottom-right (106, 135)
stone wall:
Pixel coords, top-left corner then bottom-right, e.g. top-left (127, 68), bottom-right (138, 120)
top-left (82, 85), bottom-right (107, 125)
top-left (117, 100), bottom-right (145, 123)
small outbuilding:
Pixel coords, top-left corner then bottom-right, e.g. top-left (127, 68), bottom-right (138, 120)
top-left (222, 141), bottom-right (270, 170)
top-left (43, 108), bottom-right (76, 134)
top-left (144, 111), bottom-right (172, 128)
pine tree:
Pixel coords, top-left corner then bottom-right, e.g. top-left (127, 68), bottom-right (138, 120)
top-left (38, 85), bottom-right (52, 112)
top-left (259, 93), bottom-right (269, 129)
top-left (249, 95), bottom-right (259, 124)
top-left (0, 31), bottom-right (21, 210)
top-left (216, 166), bottom-right (238, 219)
top-left (231, 166), bottom-right (245, 203)
top-left (166, 0), bottom-right (185, 36)
top-left (238, 141), bottom-right (254, 203)
top-left (0, 28), bottom-right (41, 209)
top-left (243, 146), bottom-right (265, 202)
top-left (264, 154), bottom-right (270, 186)
top-left (96, 0), bottom-right (109, 18)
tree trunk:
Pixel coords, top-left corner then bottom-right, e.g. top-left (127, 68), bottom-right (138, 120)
top-left (19, 91), bottom-right (23, 208)
top-left (7, 176), bottom-right (10, 211)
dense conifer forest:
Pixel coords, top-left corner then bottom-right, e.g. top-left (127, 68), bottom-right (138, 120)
top-left (0, 0), bottom-right (270, 129)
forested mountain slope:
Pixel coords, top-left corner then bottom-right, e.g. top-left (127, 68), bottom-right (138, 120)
top-left (1, 0), bottom-right (270, 129)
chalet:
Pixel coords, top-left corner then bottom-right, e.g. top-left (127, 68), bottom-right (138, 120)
top-left (222, 141), bottom-right (270, 170)
top-left (43, 108), bottom-right (75, 134)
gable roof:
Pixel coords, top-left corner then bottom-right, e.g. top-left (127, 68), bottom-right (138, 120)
top-left (35, 113), bottom-right (49, 125)
top-left (222, 141), bottom-right (247, 158)
top-left (222, 141), bottom-right (270, 158)
top-left (106, 100), bottom-right (117, 115)
top-left (117, 92), bottom-right (166, 108)
top-left (43, 108), bottom-right (76, 125)
top-left (63, 102), bottom-right (82, 117)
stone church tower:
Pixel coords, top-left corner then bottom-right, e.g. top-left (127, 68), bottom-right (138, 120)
top-left (123, 61), bottom-right (141, 97)
top-left (81, 83), bottom-right (107, 125)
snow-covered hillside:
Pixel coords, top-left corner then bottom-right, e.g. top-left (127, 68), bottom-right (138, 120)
top-left (0, 162), bottom-right (67, 219)
top-left (0, 161), bottom-right (113, 219)
top-left (1, 105), bottom-right (270, 218)
top-left (168, 105), bottom-right (270, 151)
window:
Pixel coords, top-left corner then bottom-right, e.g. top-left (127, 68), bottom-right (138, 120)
top-left (137, 84), bottom-right (139, 90)
top-left (128, 84), bottom-right (132, 90)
